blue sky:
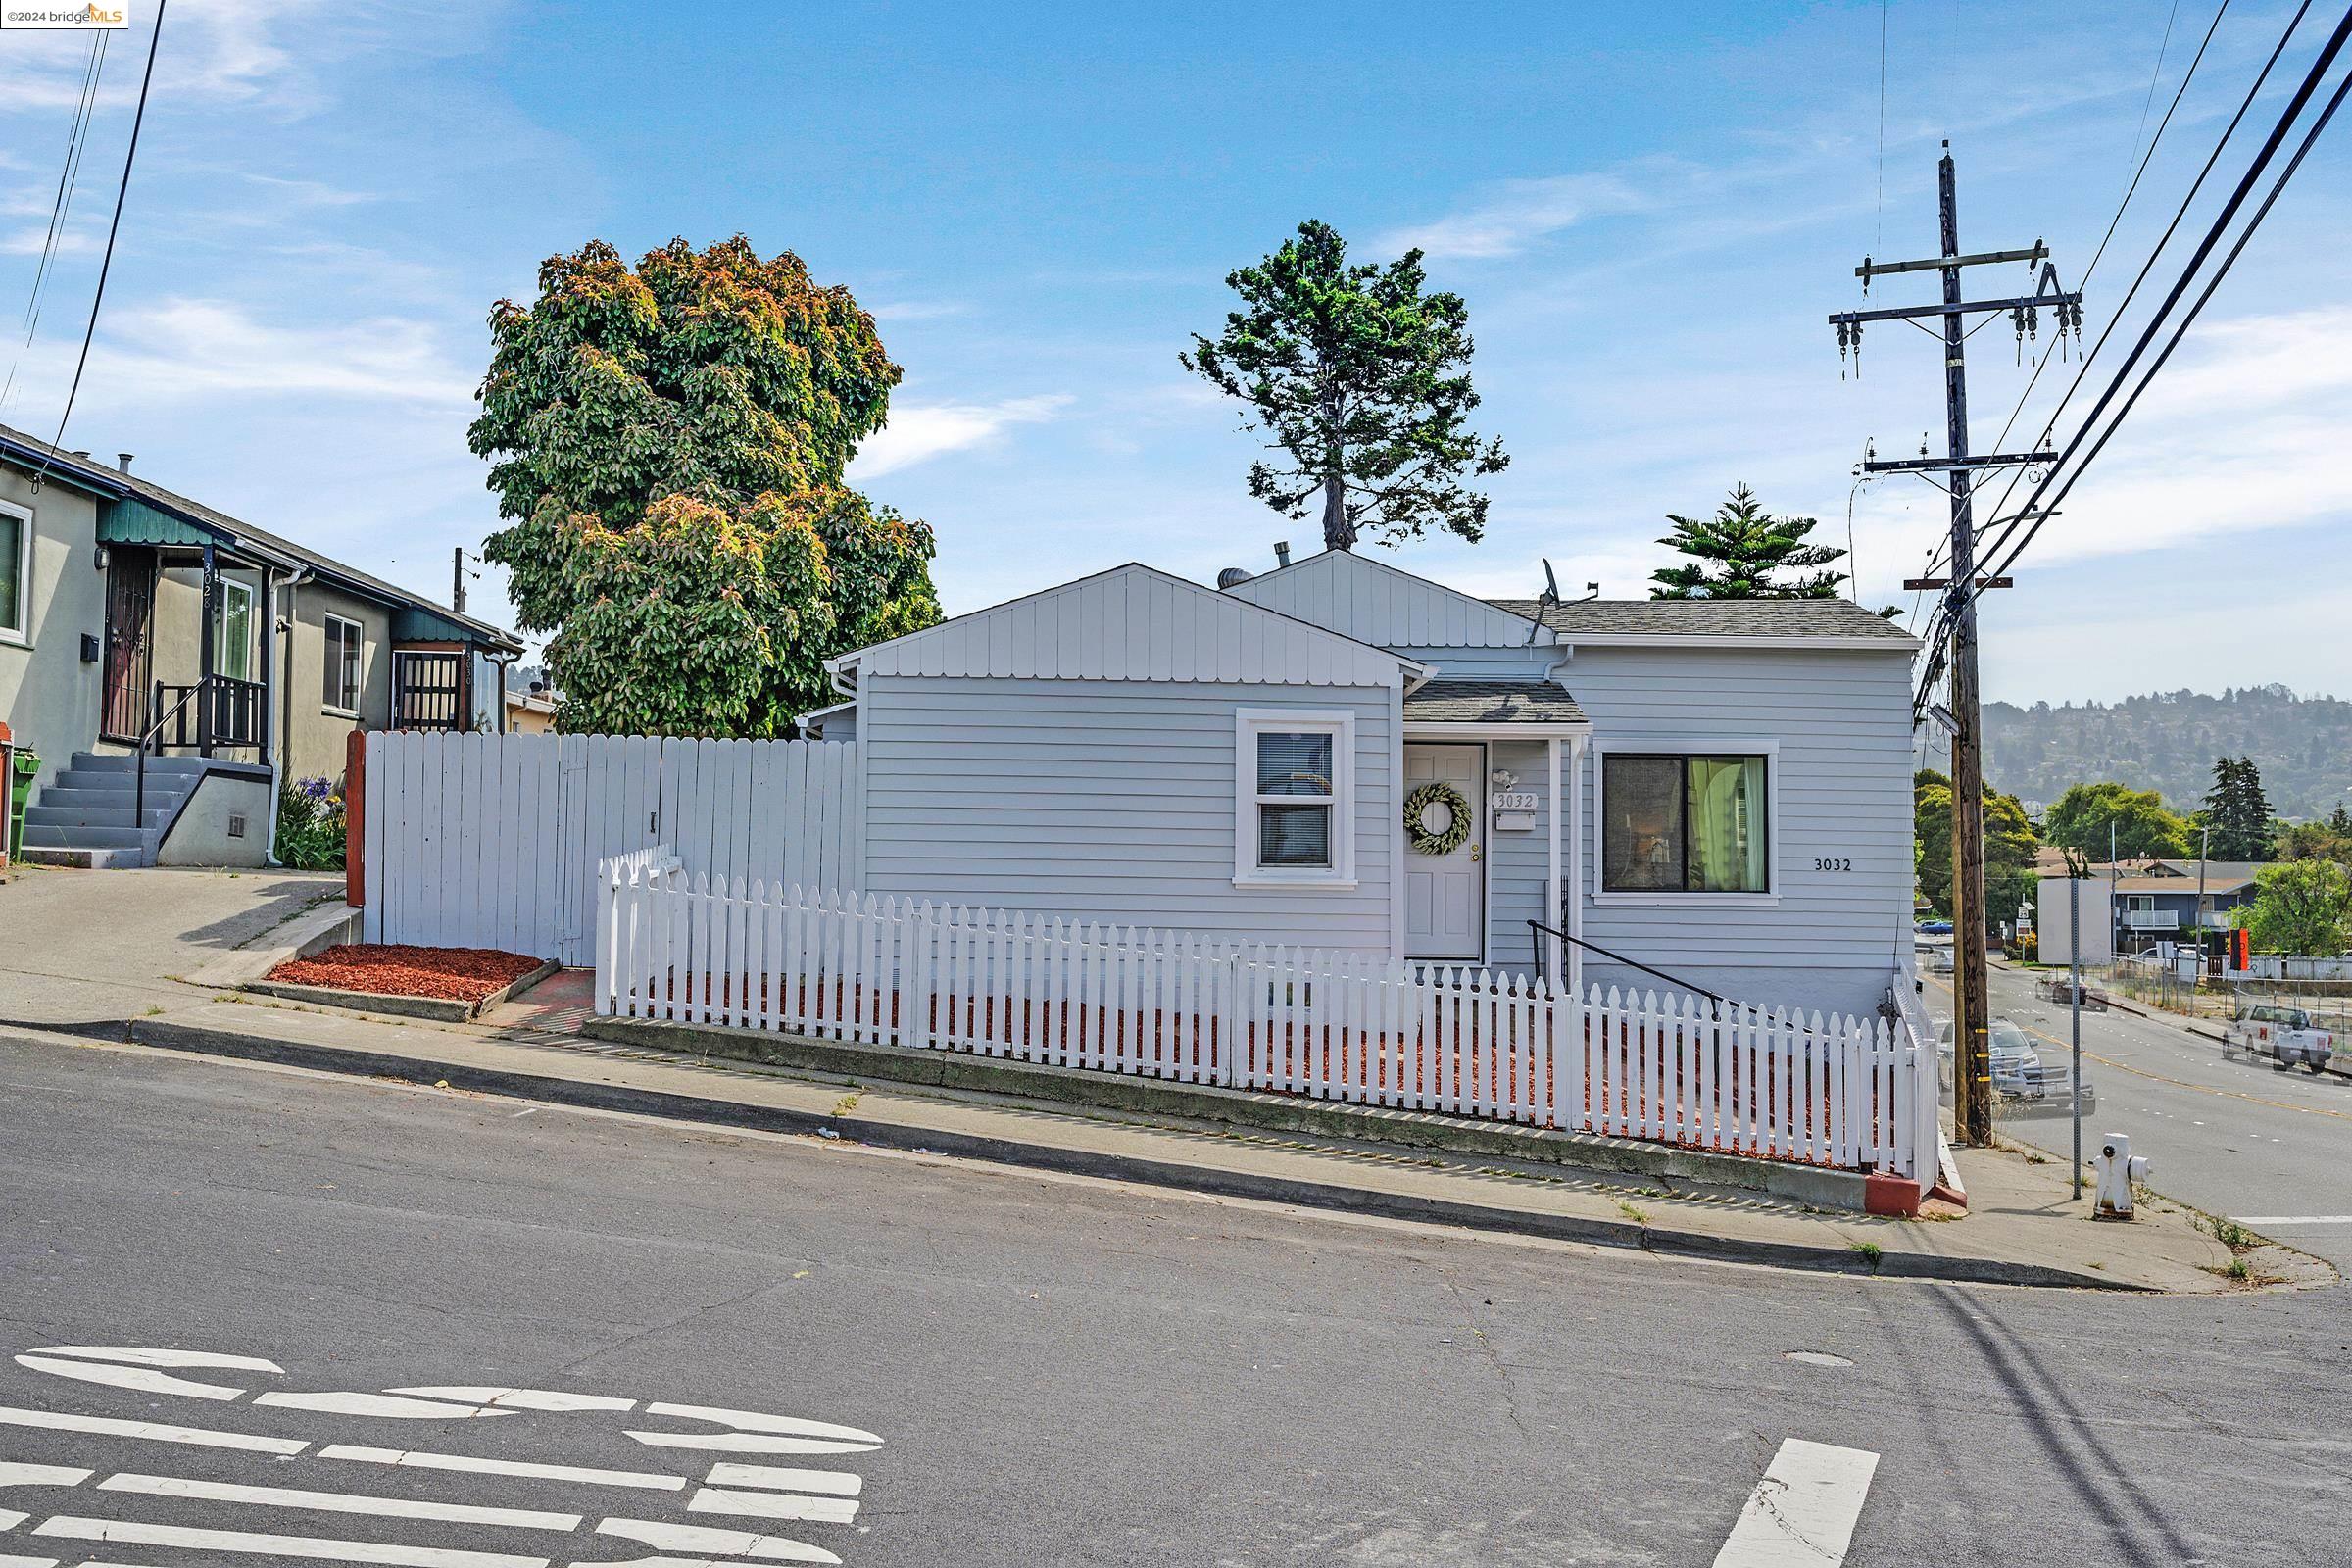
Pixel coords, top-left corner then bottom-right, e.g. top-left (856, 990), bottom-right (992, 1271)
top-left (3, 0), bottom-right (2346, 705)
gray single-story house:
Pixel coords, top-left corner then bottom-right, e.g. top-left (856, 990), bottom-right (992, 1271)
top-left (1, 422), bottom-right (523, 866)
top-left (803, 547), bottom-right (1920, 1018)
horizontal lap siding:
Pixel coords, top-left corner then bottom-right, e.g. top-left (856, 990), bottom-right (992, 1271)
top-left (864, 675), bottom-right (1394, 950)
top-left (1486, 738), bottom-right (1561, 974)
top-left (1570, 647), bottom-right (1916, 1013)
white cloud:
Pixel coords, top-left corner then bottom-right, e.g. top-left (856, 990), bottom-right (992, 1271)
top-left (1375, 168), bottom-right (1668, 261)
top-left (86, 298), bottom-right (474, 405)
top-left (852, 394), bottom-right (1071, 477)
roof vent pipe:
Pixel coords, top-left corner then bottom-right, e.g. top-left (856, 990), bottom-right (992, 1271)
top-left (1273, 540), bottom-right (1291, 567)
top-left (117, 453), bottom-right (133, 473)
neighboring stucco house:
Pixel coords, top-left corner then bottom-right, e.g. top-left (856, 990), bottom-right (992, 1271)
top-left (809, 548), bottom-right (1920, 1018)
top-left (1, 423), bottom-right (522, 866)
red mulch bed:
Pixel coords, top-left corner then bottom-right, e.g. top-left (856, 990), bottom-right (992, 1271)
top-left (268, 944), bottom-right (547, 1004)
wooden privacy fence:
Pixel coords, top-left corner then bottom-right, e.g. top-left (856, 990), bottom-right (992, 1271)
top-left (359, 733), bottom-right (860, 965)
top-left (597, 858), bottom-right (1930, 1180)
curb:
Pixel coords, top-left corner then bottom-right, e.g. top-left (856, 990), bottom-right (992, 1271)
top-left (62, 1011), bottom-right (2148, 1292)
top-left (582, 1014), bottom-right (1875, 1212)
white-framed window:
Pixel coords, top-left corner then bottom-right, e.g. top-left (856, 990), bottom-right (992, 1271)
top-left (0, 497), bottom-right (30, 646)
top-left (215, 579), bottom-right (255, 682)
top-left (1594, 742), bottom-right (1777, 902)
top-left (322, 613), bottom-right (363, 713)
top-left (1234, 708), bottom-right (1356, 887)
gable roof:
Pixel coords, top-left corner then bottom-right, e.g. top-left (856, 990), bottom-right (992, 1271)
top-left (831, 562), bottom-right (1426, 688)
top-left (0, 420), bottom-right (522, 653)
top-left (1492, 596), bottom-right (1919, 649)
top-left (1224, 548), bottom-right (1547, 649)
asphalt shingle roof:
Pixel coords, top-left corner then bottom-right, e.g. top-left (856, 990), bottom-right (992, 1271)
top-left (1488, 596), bottom-right (1917, 642)
top-left (1403, 679), bottom-right (1587, 724)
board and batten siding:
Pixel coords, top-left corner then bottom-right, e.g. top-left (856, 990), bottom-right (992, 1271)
top-left (1563, 645), bottom-right (1917, 1018)
top-left (860, 674), bottom-right (1396, 951)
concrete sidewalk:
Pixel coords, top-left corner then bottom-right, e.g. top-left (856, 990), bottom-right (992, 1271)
top-left (24, 984), bottom-right (2268, 1294)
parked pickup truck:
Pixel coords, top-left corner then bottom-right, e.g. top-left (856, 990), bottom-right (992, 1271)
top-left (2224, 1004), bottom-right (2334, 1073)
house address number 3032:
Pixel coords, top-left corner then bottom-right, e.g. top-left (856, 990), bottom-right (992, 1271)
top-left (1814, 856), bottom-right (1853, 872)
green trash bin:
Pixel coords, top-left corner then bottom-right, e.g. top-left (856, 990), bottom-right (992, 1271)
top-left (8, 746), bottom-right (37, 861)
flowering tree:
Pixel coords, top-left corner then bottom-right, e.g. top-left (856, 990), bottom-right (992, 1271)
top-left (470, 236), bottom-right (940, 735)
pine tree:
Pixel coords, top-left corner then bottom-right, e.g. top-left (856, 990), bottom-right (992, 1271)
top-left (2203, 757), bottom-right (2275, 861)
top-left (1650, 484), bottom-right (1847, 599)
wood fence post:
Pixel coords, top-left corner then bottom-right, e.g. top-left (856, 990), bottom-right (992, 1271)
top-left (344, 728), bottom-right (366, 907)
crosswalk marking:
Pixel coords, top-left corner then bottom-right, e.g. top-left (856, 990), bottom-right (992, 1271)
top-left (1713, 1439), bottom-right (1880, 1567)
top-left (704, 1465), bottom-right (861, 1497)
top-left (318, 1446), bottom-right (687, 1492)
top-left (15, 1354), bottom-right (247, 1403)
top-left (25, 1348), bottom-right (281, 1373)
top-left (688, 1487), bottom-right (859, 1525)
top-left (31, 1516), bottom-right (547, 1568)
top-left (597, 1516), bottom-right (842, 1564)
top-left (2234, 1214), bottom-right (2352, 1225)
top-left (0, 1405), bottom-right (307, 1456)
top-left (255, 1392), bottom-right (512, 1421)
top-left (97, 1472), bottom-right (584, 1531)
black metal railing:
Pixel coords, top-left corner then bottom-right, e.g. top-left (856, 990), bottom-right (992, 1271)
top-left (151, 674), bottom-right (263, 752)
top-left (1527, 918), bottom-right (1726, 1011)
top-left (136, 674), bottom-right (265, 823)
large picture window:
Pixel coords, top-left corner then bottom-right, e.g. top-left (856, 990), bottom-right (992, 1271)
top-left (1601, 751), bottom-right (1769, 894)
top-left (1234, 709), bottom-right (1356, 886)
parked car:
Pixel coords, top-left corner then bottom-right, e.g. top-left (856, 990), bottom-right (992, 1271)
top-left (1936, 1018), bottom-right (2097, 1112)
top-left (1916, 918), bottom-right (1954, 935)
top-left (2224, 1004), bottom-right (2334, 1073)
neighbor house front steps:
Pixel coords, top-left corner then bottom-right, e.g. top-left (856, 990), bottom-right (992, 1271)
top-left (18, 752), bottom-right (262, 868)
top-left (41, 986), bottom-right (2270, 1294)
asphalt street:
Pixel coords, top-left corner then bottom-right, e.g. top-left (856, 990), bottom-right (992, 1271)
top-left (1927, 962), bottom-right (2352, 1268)
top-left (0, 1026), bottom-right (2346, 1567)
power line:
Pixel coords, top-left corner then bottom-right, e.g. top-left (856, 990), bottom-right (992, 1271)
top-left (29, 0), bottom-right (168, 493)
top-left (1977, 44), bottom-right (2352, 590)
top-left (0, 29), bottom-right (110, 413)
top-left (1961, 2), bottom-right (2351, 604)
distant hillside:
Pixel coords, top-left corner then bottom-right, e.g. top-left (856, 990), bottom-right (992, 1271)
top-left (1972, 686), bottom-right (2352, 820)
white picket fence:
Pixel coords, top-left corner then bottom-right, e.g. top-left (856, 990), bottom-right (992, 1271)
top-left (597, 857), bottom-right (1930, 1179)
top-left (362, 732), bottom-right (859, 965)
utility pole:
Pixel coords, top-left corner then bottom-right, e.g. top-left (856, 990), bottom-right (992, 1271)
top-left (1830, 143), bottom-right (2081, 1148)
top-left (452, 546), bottom-right (468, 614)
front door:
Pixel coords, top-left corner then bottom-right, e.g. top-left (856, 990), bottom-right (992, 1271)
top-left (100, 550), bottom-right (156, 743)
top-left (1403, 742), bottom-right (1485, 961)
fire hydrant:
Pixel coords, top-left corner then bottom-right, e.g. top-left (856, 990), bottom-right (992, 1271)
top-left (2092, 1134), bottom-right (2152, 1220)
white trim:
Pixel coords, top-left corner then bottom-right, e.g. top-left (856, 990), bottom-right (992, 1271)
top-left (322, 612), bottom-right (363, 711)
top-left (1567, 734), bottom-right (1586, 999)
top-left (1390, 683), bottom-right (1406, 961)
top-left (1590, 738), bottom-right (1781, 906)
top-left (0, 495), bottom-right (30, 646)
top-left (1555, 632), bottom-right (1921, 653)
top-left (215, 578), bottom-right (256, 682)
top-left (1234, 706), bottom-right (1357, 887)
top-left (1545, 736), bottom-right (1561, 987)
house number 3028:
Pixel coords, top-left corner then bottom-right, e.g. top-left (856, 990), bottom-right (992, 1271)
top-left (1814, 857), bottom-right (1853, 872)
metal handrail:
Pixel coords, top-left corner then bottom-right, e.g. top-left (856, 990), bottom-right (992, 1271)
top-left (133, 679), bottom-right (210, 824)
top-left (1526, 917), bottom-right (1727, 1011)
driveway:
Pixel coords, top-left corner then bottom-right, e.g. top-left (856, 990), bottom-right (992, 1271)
top-left (0, 862), bottom-right (344, 1028)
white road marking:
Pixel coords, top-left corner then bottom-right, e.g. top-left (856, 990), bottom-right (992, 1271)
top-left (685, 1489), bottom-right (857, 1526)
top-left (255, 1393), bottom-right (511, 1421)
top-left (0, 1553), bottom-right (55, 1567)
top-left (2236, 1214), bottom-right (2352, 1225)
top-left (27, 1348), bottom-right (281, 1373)
top-left (390, 1389), bottom-right (637, 1413)
top-left (98, 1472), bottom-right (583, 1531)
top-left (627, 1406), bottom-right (880, 1457)
top-left (15, 1354), bottom-right (246, 1402)
top-left (320, 1445), bottom-right (687, 1492)
top-left (703, 1466), bottom-right (860, 1497)
top-left (32, 1516), bottom-right (547, 1568)
top-left (0, 1405), bottom-right (306, 1456)
top-left (0, 1465), bottom-right (91, 1492)
top-left (596, 1517), bottom-right (839, 1564)
top-left (1712, 1438), bottom-right (1880, 1567)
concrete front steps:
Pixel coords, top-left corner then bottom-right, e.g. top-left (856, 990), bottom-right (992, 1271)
top-left (19, 752), bottom-right (215, 868)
